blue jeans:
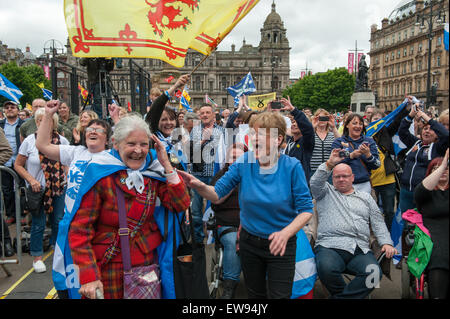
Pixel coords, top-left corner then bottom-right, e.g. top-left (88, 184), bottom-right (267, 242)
top-left (374, 183), bottom-right (396, 232)
top-left (314, 245), bottom-right (382, 299)
top-left (191, 175), bottom-right (212, 243)
top-left (30, 191), bottom-right (65, 257)
top-left (217, 226), bottom-right (241, 282)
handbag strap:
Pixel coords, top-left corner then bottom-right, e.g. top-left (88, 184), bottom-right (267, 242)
top-left (115, 184), bottom-right (132, 273)
top-left (174, 209), bottom-right (190, 245)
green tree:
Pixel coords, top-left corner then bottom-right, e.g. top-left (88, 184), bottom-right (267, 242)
top-left (283, 67), bottom-right (355, 112)
top-left (0, 62), bottom-right (51, 108)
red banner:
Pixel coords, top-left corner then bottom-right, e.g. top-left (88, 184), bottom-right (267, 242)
top-left (301, 71), bottom-right (306, 79)
top-left (348, 53), bottom-right (354, 73)
top-left (358, 53), bottom-right (364, 65)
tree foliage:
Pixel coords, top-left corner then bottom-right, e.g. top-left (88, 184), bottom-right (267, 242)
top-left (0, 62), bottom-right (51, 108)
top-left (283, 67), bottom-right (355, 112)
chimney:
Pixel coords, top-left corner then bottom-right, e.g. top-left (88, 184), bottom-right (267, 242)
top-left (381, 18), bottom-right (389, 29)
top-left (371, 24), bottom-right (378, 33)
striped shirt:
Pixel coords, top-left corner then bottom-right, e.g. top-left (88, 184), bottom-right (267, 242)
top-left (190, 123), bottom-right (225, 177)
top-left (310, 131), bottom-right (334, 171)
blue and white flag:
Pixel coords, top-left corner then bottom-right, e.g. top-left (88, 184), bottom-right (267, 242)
top-left (180, 96), bottom-right (193, 112)
top-left (366, 98), bottom-right (408, 137)
top-left (291, 229), bottom-right (317, 298)
top-left (227, 72), bottom-right (256, 106)
top-left (42, 88), bottom-right (53, 100)
top-left (390, 206), bottom-right (404, 264)
top-left (444, 23), bottom-right (449, 51)
top-left (52, 148), bottom-right (183, 299)
top-left (0, 72), bottom-right (23, 103)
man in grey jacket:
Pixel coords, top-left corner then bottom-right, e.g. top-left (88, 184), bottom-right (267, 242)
top-left (0, 126), bottom-right (14, 256)
top-left (310, 148), bottom-right (397, 299)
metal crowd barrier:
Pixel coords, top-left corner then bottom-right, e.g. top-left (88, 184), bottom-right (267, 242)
top-left (0, 166), bottom-right (22, 276)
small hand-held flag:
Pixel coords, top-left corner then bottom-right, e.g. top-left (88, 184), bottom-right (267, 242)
top-left (165, 76), bottom-right (175, 83)
top-left (37, 83), bottom-right (53, 100)
top-left (180, 87), bottom-right (193, 112)
top-left (78, 83), bottom-right (89, 101)
top-left (0, 72), bottom-right (23, 103)
top-left (227, 72), bottom-right (256, 106)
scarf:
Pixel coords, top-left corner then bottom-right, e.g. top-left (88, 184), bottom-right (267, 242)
top-left (37, 132), bottom-right (66, 214)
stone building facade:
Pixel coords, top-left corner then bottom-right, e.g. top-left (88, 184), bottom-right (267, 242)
top-left (63, 2), bottom-right (291, 112)
top-left (368, 0), bottom-right (449, 112)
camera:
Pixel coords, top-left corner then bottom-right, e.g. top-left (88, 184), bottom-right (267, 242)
top-left (339, 150), bottom-right (350, 158)
top-left (271, 101), bottom-right (282, 110)
top-left (319, 116), bottom-right (329, 122)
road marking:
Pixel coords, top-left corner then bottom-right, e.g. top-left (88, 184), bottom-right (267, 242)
top-left (45, 287), bottom-right (57, 299)
top-left (0, 250), bottom-right (53, 299)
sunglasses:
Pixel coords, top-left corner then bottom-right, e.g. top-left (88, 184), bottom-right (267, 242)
top-left (86, 127), bottom-right (106, 134)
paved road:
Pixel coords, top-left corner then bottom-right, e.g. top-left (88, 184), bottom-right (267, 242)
top-left (1, 237), bottom-right (416, 299)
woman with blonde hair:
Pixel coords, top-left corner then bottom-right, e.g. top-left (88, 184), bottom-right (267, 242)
top-left (72, 110), bottom-right (98, 145)
top-left (179, 111), bottom-right (313, 299)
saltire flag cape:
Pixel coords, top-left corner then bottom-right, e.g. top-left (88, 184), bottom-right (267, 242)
top-left (64, 0), bottom-right (260, 67)
top-left (0, 72), bottom-right (23, 103)
top-left (291, 229), bottom-right (317, 299)
top-left (247, 92), bottom-right (276, 111)
top-left (366, 97), bottom-right (409, 137)
top-left (52, 148), bottom-right (185, 299)
top-left (227, 72), bottom-right (256, 106)
top-left (390, 206), bottom-right (404, 264)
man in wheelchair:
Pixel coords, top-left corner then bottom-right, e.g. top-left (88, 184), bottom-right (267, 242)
top-left (310, 149), bottom-right (397, 299)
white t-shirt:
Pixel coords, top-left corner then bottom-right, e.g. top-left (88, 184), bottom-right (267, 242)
top-left (18, 134), bottom-right (69, 188)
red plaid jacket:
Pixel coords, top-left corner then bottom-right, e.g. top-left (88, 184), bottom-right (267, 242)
top-left (68, 170), bottom-right (190, 285)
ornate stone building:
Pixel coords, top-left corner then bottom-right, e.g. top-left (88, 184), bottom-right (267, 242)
top-left (63, 2), bottom-right (291, 112)
top-left (368, 0), bottom-right (449, 112)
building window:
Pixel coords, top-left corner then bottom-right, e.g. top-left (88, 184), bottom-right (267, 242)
top-left (410, 62), bottom-right (414, 72)
top-left (404, 30), bottom-right (408, 39)
top-left (396, 84), bottom-right (400, 96)
top-left (417, 80), bottom-right (421, 92)
top-left (222, 98), bottom-right (227, 106)
top-left (411, 27), bottom-right (415, 37)
top-left (437, 37), bottom-right (442, 46)
top-left (385, 68), bottom-right (389, 77)
top-left (398, 33), bottom-right (401, 42)
top-left (391, 66), bottom-right (394, 76)
top-left (392, 35), bottom-right (395, 44)
top-left (391, 52), bottom-right (395, 60)
top-left (385, 54), bottom-right (389, 62)
top-left (384, 86), bottom-right (388, 97)
top-left (397, 64), bottom-right (401, 75)
top-left (409, 82), bottom-right (412, 93)
top-left (404, 48), bottom-right (407, 57)
top-left (410, 46), bottom-right (414, 55)
top-left (436, 55), bottom-right (441, 67)
top-left (403, 63), bottom-right (407, 74)
top-left (397, 50), bottom-right (401, 58)
top-left (418, 60), bottom-right (422, 71)
top-left (418, 43), bottom-right (422, 52)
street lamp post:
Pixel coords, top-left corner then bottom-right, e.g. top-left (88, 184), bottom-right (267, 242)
top-left (415, 0), bottom-right (446, 108)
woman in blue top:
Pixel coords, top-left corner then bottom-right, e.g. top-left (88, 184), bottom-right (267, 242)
top-left (331, 113), bottom-right (380, 194)
top-left (179, 111), bottom-right (314, 299)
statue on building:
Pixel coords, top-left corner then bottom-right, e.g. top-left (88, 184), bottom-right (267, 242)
top-left (355, 54), bottom-right (369, 92)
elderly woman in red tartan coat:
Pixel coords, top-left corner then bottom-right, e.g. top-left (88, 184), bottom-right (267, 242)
top-left (68, 115), bottom-right (190, 299)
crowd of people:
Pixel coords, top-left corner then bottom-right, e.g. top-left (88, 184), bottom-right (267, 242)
top-left (0, 73), bottom-right (448, 300)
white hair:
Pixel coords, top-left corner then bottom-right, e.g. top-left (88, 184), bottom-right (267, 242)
top-left (35, 107), bottom-right (59, 130)
top-left (111, 115), bottom-right (151, 144)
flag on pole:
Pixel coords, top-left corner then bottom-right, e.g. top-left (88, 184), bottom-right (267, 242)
top-left (165, 76), bottom-right (175, 83)
top-left (444, 23), bottom-right (449, 51)
top-left (64, 0), bottom-right (260, 68)
top-left (37, 82), bottom-right (53, 100)
top-left (247, 92), bottom-right (276, 111)
top-left (366, 98), bottom-right (409, 137)
top-left (78, 83), bottom-right (89, 101)
top-left (26, 103), bottom-right (33, 111)
top-left (348, 53), bottom-right (355, 73)
top-left (180, 87), bottom-right (193, 112)
top-left (227, 72), bottom-right (256, 106)
top-left (205, 94), bottom-right (218, 107)
top-left (0, 72), bottom-right (23, 103)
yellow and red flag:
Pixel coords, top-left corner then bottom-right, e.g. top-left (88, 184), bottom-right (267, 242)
top-left (64, 0), bottom-right (260, 67)
top-left (78, 83), bottom-right (89, 101)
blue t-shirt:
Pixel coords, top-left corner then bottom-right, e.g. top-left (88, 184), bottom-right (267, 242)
top-left (214, 152), bottom-right (314, 239)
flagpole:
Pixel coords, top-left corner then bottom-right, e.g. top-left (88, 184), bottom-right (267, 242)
top-left (190, 51), bottom-right (215, 75)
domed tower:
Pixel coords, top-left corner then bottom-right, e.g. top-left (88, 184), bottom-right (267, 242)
top-left (258, 1), bottom-right (290, 94)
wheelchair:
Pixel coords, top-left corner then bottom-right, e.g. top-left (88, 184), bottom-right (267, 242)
top-left (206, 214), bottom-right (238, 299)
top-left (400, 221), bottom-right (428, 299)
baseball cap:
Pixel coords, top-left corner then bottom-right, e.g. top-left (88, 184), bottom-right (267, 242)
top-left (3, 101), bottom-right (19, 107)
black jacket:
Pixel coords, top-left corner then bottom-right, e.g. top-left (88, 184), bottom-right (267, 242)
top-left (285, 108), bottom-right (315, 182)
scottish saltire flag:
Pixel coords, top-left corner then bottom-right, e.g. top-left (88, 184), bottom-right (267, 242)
top-left (0, 72), bottom-right (23, 103)
top-left (444, 23), bottom-right (449, 51)
top-left (227, 72), bottom-right (256, 106)
top-left (366, 98), bottom-right (409, 137)
top-left (42, 88), bottom-right (53, 100)
top-left (52, 148), bottom-right (183, 299)
top-left (390, 206), bottom-right (404, 264)
top-left (202, 200), bottom-right (215, 245)
top-left (291, 229), bottom-right (317, 298)
top-left (180, 96), bottom-right (193, 112)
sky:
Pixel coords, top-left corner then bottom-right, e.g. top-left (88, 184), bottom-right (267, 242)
top-left (0, 0), bottom-right (400, 78)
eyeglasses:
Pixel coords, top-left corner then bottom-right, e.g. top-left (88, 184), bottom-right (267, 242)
top-left (4, 105), bottom-right (17, 110)
top-left (333, 174), bottom-right (353, 179)
top-left (86, 127), bottom-right (106, 134)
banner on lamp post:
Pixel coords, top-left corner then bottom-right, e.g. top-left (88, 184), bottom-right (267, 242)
top-left (348, 53), bottom-right (354, 73)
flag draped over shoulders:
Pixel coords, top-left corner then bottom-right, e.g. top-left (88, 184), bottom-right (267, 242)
top-left (52, 148), bottom-right (183, 299)
top-left (64, 0), bottom-right (260, 67)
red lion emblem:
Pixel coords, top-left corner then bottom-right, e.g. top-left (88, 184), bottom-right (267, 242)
top-left (145, 0), bottom-right (200, 37)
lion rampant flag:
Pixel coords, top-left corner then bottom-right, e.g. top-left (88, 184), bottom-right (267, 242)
top-left (64, 0), bottom-right (260, 68)
top-left (78, 83), bottom-right (89, 101)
